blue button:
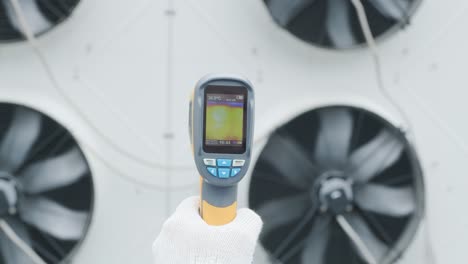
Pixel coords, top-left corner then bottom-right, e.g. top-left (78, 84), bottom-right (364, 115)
top-left (218, 168), bottom-right (230, 178)
top-left (217, 159), bottom-right (232, 167)
top-left (231, 168), bottom-right (241, 177)
top-left (207, 167), bottom-right (217, 177)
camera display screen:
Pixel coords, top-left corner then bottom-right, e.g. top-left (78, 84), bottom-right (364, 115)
top-left (203, 85), bottom-right (247, 154)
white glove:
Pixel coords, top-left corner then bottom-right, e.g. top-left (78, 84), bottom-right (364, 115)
top-left (152, 196), bottom-right (263, 264)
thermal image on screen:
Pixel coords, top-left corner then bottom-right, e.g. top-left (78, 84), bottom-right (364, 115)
top-left (205, 93), bottom-right (244, 147)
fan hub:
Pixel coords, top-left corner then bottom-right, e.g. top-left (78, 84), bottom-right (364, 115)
top-left (317, 176), bottom-right (353, 215)
top-left (0, 171), bottom-right (18, 216)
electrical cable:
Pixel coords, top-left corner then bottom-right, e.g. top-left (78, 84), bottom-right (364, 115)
top-left (12, 0), bottom-right (269, 191)
top-left (7, 0), bottom-right (191, 171)
top-left (8, 0), bottom-right (204, 191)
top-left (336, 215), bottom-right (377, 264)
top-left (83, 141), bottom-right (198, 191)
top-left (350, 0), bottom-right (413, 134)
top-left (0, 220), bottom-right (46, 264)
top-left (349, 0), bottom-right (438, 263)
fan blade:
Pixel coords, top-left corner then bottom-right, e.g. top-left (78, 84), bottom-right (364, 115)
top-left (18, 147), bottom-right (88, 194)
top-left (343, 213), bottom-right (387, 262)
top-left (267, 0), bottom-right (315, 26)
top-left (261, 133), bottom-right (317, 189)
top-left (325, 0), bottom-right (356, 48)
top-left (0, 107), bottom-right (41, 172)
top-left (348, 130), bottom-right (404, 182)
top-left (314, 108), bottom-right (353, 169)
top-left (368, 0), bottom-right (409, 21)
top-left (3, 0), bottom-right (52, 36)
top-left (254, 245), bottom-right (275, 263)
top-left (0, 218), bottom-right (35, 264)
top-left (19, 197), bottom-right (88, 241)
top-left (301, 216), bottom-right (330, 263)
top-left (256, 194), bottom-right (309, 234)
top-left (355, 183), bottom-right (415, 217)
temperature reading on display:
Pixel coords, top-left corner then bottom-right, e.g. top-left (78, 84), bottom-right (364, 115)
top-left (203, 86), bottom-right (247, 154)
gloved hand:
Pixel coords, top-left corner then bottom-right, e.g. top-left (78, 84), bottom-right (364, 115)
top-left (152, 196), bottom-right (263, 264)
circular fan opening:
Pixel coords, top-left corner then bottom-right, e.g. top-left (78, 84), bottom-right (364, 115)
top-left (0, 103), bottom-right (93, 263)
top-left (263, 0), bottom-right (422, 49)
top-left (249, 106), bottom-right (424, 264)
top-left (0, 0), bottom-right (81, 42)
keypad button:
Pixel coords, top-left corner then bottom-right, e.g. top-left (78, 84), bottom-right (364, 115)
top-left (231, 168), bottom-right (241, 177)
top-left (218, 168), bottom-right (230, 178)
top-left (203, 159), bottom-right (216, 166)
top-left (232, 159), bottom-right (245, 167)
top-left (217, 159), bottom-right (232, 167)
top-left (207, 167), bottom-right (217, 177)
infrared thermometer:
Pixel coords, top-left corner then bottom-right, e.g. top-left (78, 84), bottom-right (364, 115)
top-left (189, 74), bottom-right (254, 226)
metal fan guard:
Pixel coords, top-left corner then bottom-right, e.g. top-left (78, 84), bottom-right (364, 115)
top-left (0, 102), bottom-right (95, 264)
top-left (0, 0), bottom-right (81, 42)
top-left (263, 0), bottom-right (424, 50)
top-left (249, 105), bottom-right (425, 264)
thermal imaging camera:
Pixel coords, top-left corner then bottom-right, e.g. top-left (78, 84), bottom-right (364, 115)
top-left (190, 74), bottom-right (254, 226)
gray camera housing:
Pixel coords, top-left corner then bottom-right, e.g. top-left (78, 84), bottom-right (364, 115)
top-left (191, 74), bottom-right (255, 188)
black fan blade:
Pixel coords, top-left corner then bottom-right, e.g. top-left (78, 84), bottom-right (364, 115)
top-left (18, 147), bottom-right (88, 194)
top-left (0, 107), bottom-right (41, 172)
top-left (2, 0), bottom-right (52, 35)
top-left (348, 130), bottom-right (404, 183)
top-left (0, 217), bottom-right (35, 264)
top-left (368, 0), bottom-right (410, 21)
top-left (19, 197), bottom-right (88, 241)
top-left (325, 0), bottom-right (356, 48)
top-left (355, 183), bottom-right (415, 217)
top-left (341, 213), bottom-right (387, 263)
top-left (256, 194), bottom-right (309, 235)
top-left (314, 107), bottom-right (353, 169)
top-left (260, 132), bottom-right (317, 189)
top-left (267, 0), bottom-right (315, 26)
top-left (301, 215), bottom-right (331, 263)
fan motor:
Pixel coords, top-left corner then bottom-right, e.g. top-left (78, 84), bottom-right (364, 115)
top-left (318, 176), bottom-right (353, 215)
